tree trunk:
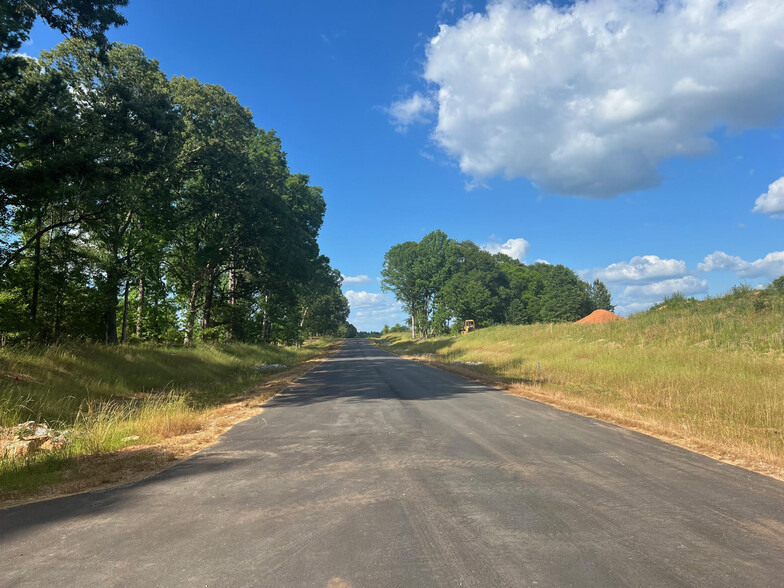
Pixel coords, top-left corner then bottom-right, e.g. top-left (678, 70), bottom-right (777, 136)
top-left (261, 294), bottom-right (269, 343)
top-left (104, 267), bottom-right (119, 344)
top-left (120, 279), bottom-right (130, 343)
top-left (184, 280), bottom-right (202, 347)
top-left (30, 217), bottom-right (42, 338)
top-left (424, 294), bottom-right (431, 339)
top-left (227, 262), bottom-right (236, 341)
top-left (201, 275), bottom-right (215, 342)
top-left (54, 288), bottom-right (63, 341)
top-left (136, 276), bottom-right (144, 338)
top-left (410, 311), bottom-right (415, 340)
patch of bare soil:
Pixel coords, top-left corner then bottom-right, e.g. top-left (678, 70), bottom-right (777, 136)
top-left (575, 309), bottom-right (626, 324)
top-left (396, 352), bottom-right (784, 483)
top-left (0, 343), bottom-right (341, 509)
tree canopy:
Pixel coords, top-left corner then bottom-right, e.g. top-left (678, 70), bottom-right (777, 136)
top-left (1, 0), bottom-right (128, 54)
top-left (381, 230), bottom-right (614, 338)
top-left (0, 39), bottom-right (351, 345)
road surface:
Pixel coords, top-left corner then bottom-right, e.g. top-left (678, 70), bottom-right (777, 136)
top-left (2, 338), bottom-right (783, 587)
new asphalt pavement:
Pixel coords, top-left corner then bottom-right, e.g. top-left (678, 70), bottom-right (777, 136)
top-left (1, 338), bottom-right (783, 587)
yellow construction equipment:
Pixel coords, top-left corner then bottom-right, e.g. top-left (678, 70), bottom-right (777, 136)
top-left (460, 319), bottom-right (475, 334)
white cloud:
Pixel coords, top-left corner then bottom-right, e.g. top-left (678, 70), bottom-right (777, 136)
top-left (396, 0), bottom-right (784, 196)
top-left (387, 93), bottom-right (436, 130)
top-left (344, 290), bottom-right (387, 307)
top-left (587, 253), bottom-right (700, 315)
top-left (697, 251), bottom-right (747, 273)
top-left (481, 237), bottom-right (530, 261)
top-left (753, 177), bottom-right (784, 217)
top-left (622, 276), bottom-right (708, 299)
top-left (593, 255), bottom-right (688, 283)
top-left (341, 274), bottom-right (373, 284)
top-left (699, 250), bottom-right (784, 278)
top-left (344, 290), bottom-right (405, 331)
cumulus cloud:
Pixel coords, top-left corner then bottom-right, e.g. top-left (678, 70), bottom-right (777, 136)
top-left (396, 0), bottom-right (784, 196)
top-left (387, 93), bottom-right (436, 130)
top-left (344, 290), bottom-right (405, 331)
top-left (481, 237), bottom-right (530, 261)
top-left (587, 254), bottom-right (700, 315)
top-left (699, 250), bottom-right (784, 278)
top-left (753, 177), bottom-right (784, 217)
top-left (593, 255), bottom-right (688, 283)
top-left (341, 274), bottom-right (373, 284)
top-left (622, 276), bottom-right (708, 299)
top-left (344, 290), bottom-right (388, 307)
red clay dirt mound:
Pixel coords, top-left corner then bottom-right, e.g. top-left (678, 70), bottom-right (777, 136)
top-left (575, 309), bottom-right (627, 324)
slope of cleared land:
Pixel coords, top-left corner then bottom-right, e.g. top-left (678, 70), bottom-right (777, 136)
top-left (380, 288), bottom-right (784, 479)
top-left (0, 339), bottom-right (338, 505)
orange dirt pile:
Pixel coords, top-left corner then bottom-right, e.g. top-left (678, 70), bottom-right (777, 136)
top-left (575, 309), bottom-right (627, 324)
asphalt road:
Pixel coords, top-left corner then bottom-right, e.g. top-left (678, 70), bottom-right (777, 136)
top-left (2, 338), bottom-right (783, 587)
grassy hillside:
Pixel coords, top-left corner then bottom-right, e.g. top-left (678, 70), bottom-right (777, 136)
top-left (380, 286), bottom-right (784, 477)
top-left (1, 340), bottom-right (334, 496)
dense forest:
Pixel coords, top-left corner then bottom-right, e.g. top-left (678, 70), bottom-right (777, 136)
top-left (0, 4), bottom-right (352, 345)
top-left (381, 230), bottom-right (613, 338)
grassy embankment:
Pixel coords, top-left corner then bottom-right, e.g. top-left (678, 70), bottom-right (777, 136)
top-left (0, 339), bottom-right (336, 502)
top-left (380, 287), bottom-right (784, 478)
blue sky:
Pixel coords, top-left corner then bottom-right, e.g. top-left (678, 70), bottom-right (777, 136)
top-left (23, 0), bottom-right (784, 330)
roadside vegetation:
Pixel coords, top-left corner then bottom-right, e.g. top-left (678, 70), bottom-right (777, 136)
top-left (381, 230), bottom-right (614, 339)
top-left (0, 339), bottom-right (335, 500)
top-left (0, 3), bottom-right (356, 504)
top-left (2, 19), bottom-right (354, 348)
top-left (379, 281), bottom-right (784, 478)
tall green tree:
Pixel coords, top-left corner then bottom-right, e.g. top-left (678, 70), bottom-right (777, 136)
top-left (589, 279), bottom-right (614, 312)
top-left (536, 264), bottom-right (593, 323)
top-left (381, 240), bottom-right (421, 338)
top-left (167, 76), bottom-right (256, 346)
top-left (40, 40), bottom-right (181, 342)
top-left (415, 230), bottom-right (458, 337)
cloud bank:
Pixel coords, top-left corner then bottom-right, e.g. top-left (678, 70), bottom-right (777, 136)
top-left (587, 248), bottom-right (784, 315)
top-left (588, 255), bottom-right (707, 314)
top-left (393, 0), bottom-right (784, 197)
top-left (699, 250), bottom-right (784, 278)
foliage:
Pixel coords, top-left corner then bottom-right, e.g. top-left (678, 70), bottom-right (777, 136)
top-left (1, 0), bottom-right (128, 54)
top-left (381, 231), bottom-right (612, 337)
top-left (0, 40), bottom-right (350, 346)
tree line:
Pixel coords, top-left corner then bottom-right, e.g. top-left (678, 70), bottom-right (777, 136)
top-left (381, 230), bottom-right (613, 338)
top-left (1, 6), bottom-right (351, 345)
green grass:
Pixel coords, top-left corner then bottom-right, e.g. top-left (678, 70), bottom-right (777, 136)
top-left (380, 288), bottom-right (784, 475)
top-left (1, 339), bottom-right (334, 495)
top-left (1, 341), bottom-right (331, 427)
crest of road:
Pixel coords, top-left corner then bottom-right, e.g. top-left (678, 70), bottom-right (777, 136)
top-left (2, 339), bottom-right (783, 586)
